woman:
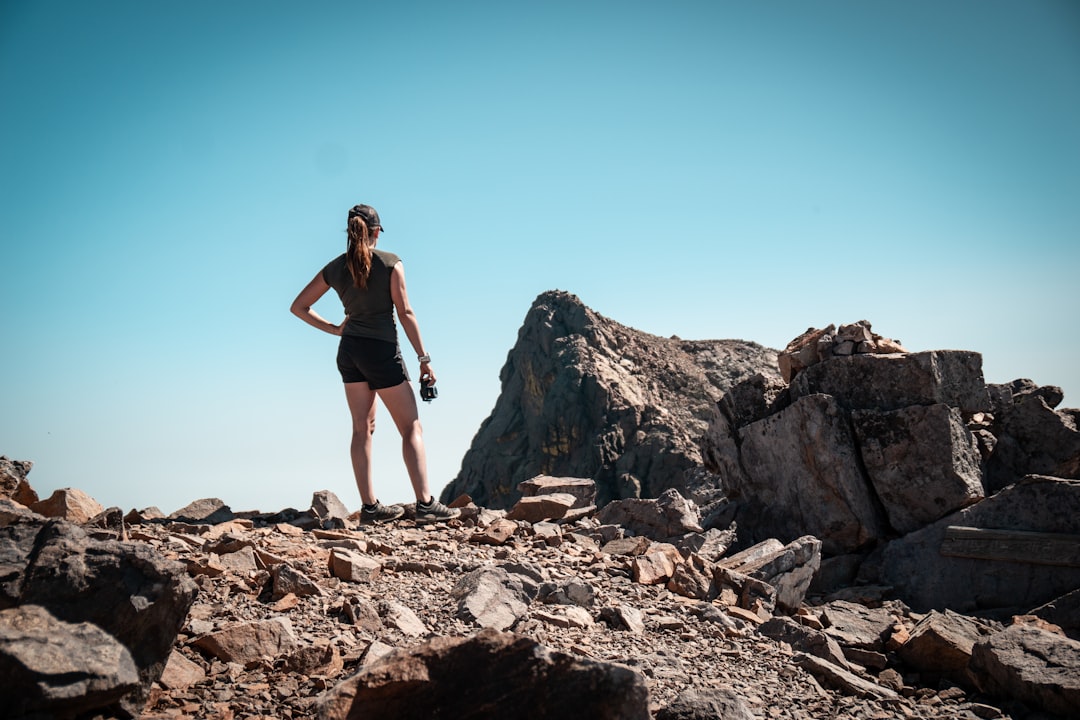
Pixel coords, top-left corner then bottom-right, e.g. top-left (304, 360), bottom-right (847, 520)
top-left (290, 204), bottom-right (459, 524)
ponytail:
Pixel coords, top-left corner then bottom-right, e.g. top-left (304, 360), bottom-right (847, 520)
top-left (346, 216), bottom-right (373, 289)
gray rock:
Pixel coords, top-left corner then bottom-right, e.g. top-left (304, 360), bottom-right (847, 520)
top-left (969, 624), bottom-right (1080, 719)
top-left (595, 488), bottom-right (704, 540)
top-left (311, 490), bottom-right (351, 524)
top-left (881, 476), bottom-right (1080, 612)
top-left (655, 686), bottom-right (755, 720)
top-left (819, 600), bottom-right (898, 652)
top-left (853, 403), bottom-right (985, 534)
top-left (899, 609), bottom-right (997, 686)
top-left (452, 566), bottom-right (531, 630)
top-left (193, 618), bottom-right (298, 667)
top-left (167, 497), bottom-right (234, 524)
top-left (317, 628), bottom-right (650, 720)
top-left (758, 616), bottom-right (850, 669)
top-left (0, 519), bottom-right (197, 715)
top-left (985, 382), bottom-right (1080, 493)
top-left (0, 456), bottom-right (38, 506)
top-left (441, 290), bottom-right (777, 509)
top-left (788, 350), bottom-right (990, 414)
top-left (0, 604), bottom-right (140, 720)
top-left (735, 394), bottom-right (887, 554)
top-left (1029, 589), bottom-right (1080, 641)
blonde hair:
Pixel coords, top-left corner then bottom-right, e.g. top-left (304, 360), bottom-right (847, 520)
top-left (346, 216), bottom-right (373, 289)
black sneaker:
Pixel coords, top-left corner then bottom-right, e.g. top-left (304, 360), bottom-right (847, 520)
top-left (415, 497), bottom-right (460, 523)
top-left (361, 501), bottom-right (404, 524)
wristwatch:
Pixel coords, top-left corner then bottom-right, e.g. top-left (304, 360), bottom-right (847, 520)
top-left (418, 355), bottom-right (431, 363)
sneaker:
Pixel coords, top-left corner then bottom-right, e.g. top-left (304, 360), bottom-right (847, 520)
top-left (415, 496), bottom-right (460, 523)
top-left (361, 500), bottom-right (404, 524)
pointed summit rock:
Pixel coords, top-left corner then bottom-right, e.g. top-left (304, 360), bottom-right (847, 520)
top-left (442, 290), bottom-right (777, 509)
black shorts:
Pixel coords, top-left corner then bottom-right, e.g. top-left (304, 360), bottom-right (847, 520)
top-left (336, 335), bottom-right (410, 388)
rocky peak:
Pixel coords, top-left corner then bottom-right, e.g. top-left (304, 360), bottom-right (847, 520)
top-left (442, 291), bottom-right (778, 509)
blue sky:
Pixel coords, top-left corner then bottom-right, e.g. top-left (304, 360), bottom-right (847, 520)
top-left (2, 1), bottom-right (1078, 515)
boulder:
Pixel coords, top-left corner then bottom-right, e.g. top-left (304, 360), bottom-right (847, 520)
top-left (442, 290), bottom-right (777, 509)
top-left (595, 488), bottom-right (704, 541)
top-left (0, 518), bottom-right (197, 715)
top-left (0, 456), bottom-right (38, 506)
top-left (317, 628), bottom-right (650, 720)
top-left (758, 616), bottom-right (850, 669)
top-left (734, 394), bottom-right (887, 554)
top-left (167, 498), bottom-right (234, 524)
top-left (852, 403), bottom-right (985, 534)
top-left (655, 687), bottom-right (755, 720)
top-left (881, 476), bottom-right (1080, 612)
top-left (788, 350), bottom-right (989, 414)
top-left (898, 609), bottom-right (997, 686)
top-left (451, 566), bottom-right (531, 631)
top-left (1029, 589), bottom-right (1080, 641)
top-left (985, 381), bottom-right (1080, 492)
top-left (818, 600), bottom-right (898, 652)
top-left (969, 624), bottom-right (1080, 718)
top-left (311, 490), bottom-right (351, 526)
top-left (193, 618), bottom-right (298, 667)
top-left (30, 487), bottom-right (105, 524)
top-left (518, 475), bottom-right (597, 508)
top-left (0, 604), bottom-right (140, 720)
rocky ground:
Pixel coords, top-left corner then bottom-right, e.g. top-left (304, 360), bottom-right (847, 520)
top-left (127, 505), bottom-right (1024, 720)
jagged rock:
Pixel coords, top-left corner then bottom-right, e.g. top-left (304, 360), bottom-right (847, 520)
top-left (538, 578), bottom-right (595, 608)
top-left (452, 566), bottom-right (531, 630)
top-left (273, 562), bottom-right (324, 599)
top-left (881, 476), bottom-right (1080, 612)
top-left (0, 456), bottom-right (38, 506)
top-left (380, 601), bottom-right (428, 636)
top-left (655, 686), bottom-right (756, 720)
top-left (601, 535), bottom-right (651, 556)
top-left (985, 381), bottom-right (1080, 493)
top-left (285, 639), bottom-right (344, 676)
top-left (158, 649), bottom-right (206, 690)
top-left (853, 404), bottom-right (985, 534)
top-left (442, 290), bottom-right (777, 509)
top-left (969, 624), bottom-right (1080, 718)
top-left (788, 350), bottom-right (990, 414)
top-left (311, 490), bottom-right (351, 525)
top-left (0, 519), bottom-right (197, 715)
top-left (819, 600), bottom-right (898, 652)
top-left (758, 616), bottom-right (850, 669)
top-left (519, 475), bottom-right (598, 508)
top-left (600, 604), bottom-right (646, 633)
top-left (667, 554), bottom-right (714, 601)
top-left (1030, 589), bottom-right (1080, 641)
top-left (899, 609), bottom-right (997, 686)
top-left (734, 394), bottom-right (887, 554)
top-left (167, 497), bottom-right (234, 524)
top-left (535, 605), bottom-right (594, 629)
top-left (631, 543), bottom-right (682, 586)
top-left (795, 653), bottom-right (899, 700)
top-left (30, 487), bottom-right (105, 523)
top-left (777, 325), bottom-right (836, 384)
top-left (316, 628), bottom-right (650, 720)
top-left (0, 497), bottom-right (44, 527)
top-left (595, 489), bottom-right (704, 541)
top-left (193, 618), bottom-right (298, 667)
top-left (506, 492), bottom-right (578, 522)
top-left (0, 604), bottom-right (140, 719)
top-left (736, 536), bottom-right (821, 613)
top-left (329, 549), bottom-right (382, 583)
top-left (470, 517), bottom-right (518, 545)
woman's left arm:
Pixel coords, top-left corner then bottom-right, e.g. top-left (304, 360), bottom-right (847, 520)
top-left (290, 273), bottom-right (345, 335)
top-left (390, 263), bottom-right (435, 383)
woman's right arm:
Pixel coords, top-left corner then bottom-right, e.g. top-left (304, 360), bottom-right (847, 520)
top-left (290, 273), bottom-right (345, 335)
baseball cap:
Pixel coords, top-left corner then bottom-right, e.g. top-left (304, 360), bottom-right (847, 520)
top-left (348, 204), bottom-right (383, 230)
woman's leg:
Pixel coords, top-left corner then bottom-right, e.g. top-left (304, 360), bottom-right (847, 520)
top-left (343, 382), bottom-right (378, 505)
top-left (375, 381), bottom-right (432, 503)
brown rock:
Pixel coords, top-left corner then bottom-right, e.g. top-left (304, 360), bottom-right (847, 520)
top-left (317, 628), bottom-right (650, 720)
top-left (470, 517), bottom-right (518, 545)
top-left (30, 487), bottom-right (105, 523)
top-left (159, 650), bottom-right (206, 690)
top-left (193, 618), bottom-right (298, 667)
top-left (970, 624), bottom-right (1080, 718)
top-left (0, 456), bottom-right (38, 506)
top-left (329, 549), bottom-right (382, 583)
top-left (506, 493), bottom-right (577, 522)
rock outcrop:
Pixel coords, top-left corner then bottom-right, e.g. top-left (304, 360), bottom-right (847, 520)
top-left (0, 514), bottom-right (198, 718)
top-left (442, 290), bottom-right (778, 509)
